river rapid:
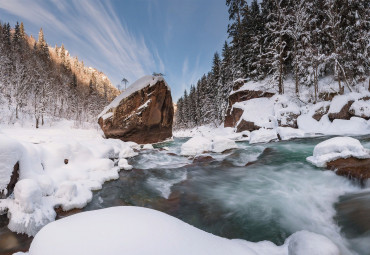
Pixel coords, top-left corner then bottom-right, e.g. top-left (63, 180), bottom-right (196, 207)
top-left (1, 135), bottom-right (370, 255)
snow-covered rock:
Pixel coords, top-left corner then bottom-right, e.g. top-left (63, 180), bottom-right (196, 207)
top-left (0, 134), bottom-right (23, 195)
top-left (349, 98), bottom-right (370, 119)
top-left (180, 136), bottom-right (212, 156)
top-left (180, 136), bottom-right (238, 156)
top-left (249, 129), bottom-right (278, 144)
top-left (25, 206), bottom-right (340, 255)
top-left (307, 137), bottom-right (370, 167)
top-left (277, 127), bottom-right (305, 141)
top-left (0, 129), bottom-right (139, 236)
top-left (286, 230), bottom-right (340, 255)
top-left (14, 179), bottom-right (42, 214)
top-left (98, 75), bottom-right (174, 144)
top-left (211, 136), bottom-right (238, 153)
top-left (118, 158), bottom-right (133, 170)
top-left (142, 144), bottom-right (154, 150)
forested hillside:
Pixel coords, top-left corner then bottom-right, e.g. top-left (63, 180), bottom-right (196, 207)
top-left (0, 21), bottom-right (119, 127)
top-left (175, 0), bottom-right (369, 129)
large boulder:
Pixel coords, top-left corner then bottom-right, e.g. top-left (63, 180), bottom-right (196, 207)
top-left (98, 75), bottom-right (174, 144)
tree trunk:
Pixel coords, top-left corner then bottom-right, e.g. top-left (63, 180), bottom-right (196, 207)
top-left (42, 114), bottom-right (44, 126)
top-left (16, 104), bottom-right (18, 119)
top-left (36, 117), bottom-right (39, 129)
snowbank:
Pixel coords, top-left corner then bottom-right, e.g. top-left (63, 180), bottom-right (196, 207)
top-left (307, 137), bottom-right (370, 167)
top-left (180, 136), bottom-right (238, 156)
top-left (0, 129), bottom-right (138, 236)
top-left (25, 206), bottom-right (340, 255)
top-left (98, 75), bottom-right (170, 118)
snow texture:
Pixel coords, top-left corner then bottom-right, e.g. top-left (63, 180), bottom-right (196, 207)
top-left (277, 127), bottom-right (305, 141)
top-left (307, 137), bottom-right (370, 167)
top-left (26, 206), bottom-right (341, 255)
top-left (0, 126), bottom-right (138, 236)
top-left (180, 136), bottom-right (238, 156)
top-left (350, 99), bottom-right (370, 118)
top-left (98, 75), bottom-right (169, 118)
top-left (249, 129), bottom-right (278, 144)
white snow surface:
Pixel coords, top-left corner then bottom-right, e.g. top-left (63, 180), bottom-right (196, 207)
top-left (277, 127), bottom-right (305, 141)
top-left (307, 137), bottom-right (370, 167)
top-left (25, 206), bottom-right (340, 255)
top-left (350, 99), bottom-right (370, 118)
top-left (250, 129), bottom-right (278, 144)
top-left (98, 75), bottom-right (169, 118)
top-left (180, 136), bottom-right (238, 156)
top-left (0, 125), bottom-right (138, 236)
top-left (328, 93), bottom-right (362, 114)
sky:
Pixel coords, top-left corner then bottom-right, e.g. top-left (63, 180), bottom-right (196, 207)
top-left (0, 0), bottom-right (229, 100)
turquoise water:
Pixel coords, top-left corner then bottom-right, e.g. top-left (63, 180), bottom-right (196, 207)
top-left (1, 136), bottom-right (369, 255)
top-left (83, 136), bottom-right (370, 255)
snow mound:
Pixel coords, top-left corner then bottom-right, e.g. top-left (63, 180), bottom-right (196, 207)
top-left (0, 135), bottom-right (23, 194)
top-left (212, 136), bottom-right (238, 153)
top-left (0, 131), bottom-right (138, 236)
top-left (180, 136), bottom-right (238, 156)
top-left (250, 129), bottom-right (278, 144)
top-left (118, 158), bottom-right (133, 170)
top-left (142, 144), bottom-right (154, 150)
top-left (307, 137), bottom-right (370, 167)
top-left (287, 230), bottom-right (340, 255)
top-left (180, 136), bottom-right (212, 156)
top-left (350, 99), bottom-right (370, 118)
top-left (99, 75), bottom-right (169, 118)
top-left (328, 93), bottom-right (362, 114)
top-left (234, 98), bottom-right (275, 129)
top-left (277, 127), bottom-right (305, 141)
top-left (26, 206), bottom-right (340, 255)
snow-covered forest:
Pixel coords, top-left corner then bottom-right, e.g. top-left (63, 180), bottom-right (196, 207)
top-left (0, 22), bottom-right (119, 128)
top-left (175, 0), bottom-right (369, 129)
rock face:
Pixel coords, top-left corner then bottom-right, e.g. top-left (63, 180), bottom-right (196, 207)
top-left (328, 100), bottom-right (355, 121)
top-left (224, 89), bottom-right (274, 128)
top-left (98, 75), bottom-right (174, 144)
top-left (0, 162), bottom-right (19, 199)
top-left (326, 157), bottom-right (370, 184)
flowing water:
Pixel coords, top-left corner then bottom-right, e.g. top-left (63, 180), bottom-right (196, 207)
top-left (1, 136), bottom-right (370, 255)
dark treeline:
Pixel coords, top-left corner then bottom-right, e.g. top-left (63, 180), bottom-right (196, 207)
top-left (0, 21), bottom-right (118, 127)
top-left (175, 0), bottom-right (369, 129)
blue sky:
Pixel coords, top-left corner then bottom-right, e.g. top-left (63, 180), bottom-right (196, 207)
top-left (0, 0), bottom-right (229, 100)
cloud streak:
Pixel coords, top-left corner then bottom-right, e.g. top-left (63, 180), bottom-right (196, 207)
top-left (0, 0), bottom-right (160, 86)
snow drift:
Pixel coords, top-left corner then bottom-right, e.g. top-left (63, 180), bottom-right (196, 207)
top-left (0, 130), bottom-right (138, 236)
top-left (24, 206), bottom-right (340, 255)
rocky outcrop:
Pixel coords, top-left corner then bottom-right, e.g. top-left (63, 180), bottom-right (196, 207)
top-left (326, 157), bottom-right (370, 184)
top-left (236, 119), bottom-right (260, 132)
top-left (312, 105), bottom-right (329, 121)
top-left (349, 97), bottom-right (370, 120)
top-left (0, 162), bottom-right (19, 199)
top-left (224, 89), bottom-right (274, 128)
top-left (328, 100), bottom-right (354, 121)
top-left (98, 75), bottom-right (174, 144)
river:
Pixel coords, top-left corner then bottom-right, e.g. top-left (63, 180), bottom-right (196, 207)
top-left (1, 135), bottom-right (370, 255)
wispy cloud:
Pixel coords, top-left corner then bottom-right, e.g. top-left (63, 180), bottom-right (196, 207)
top-left (0, 0), bottom-right (161, 86)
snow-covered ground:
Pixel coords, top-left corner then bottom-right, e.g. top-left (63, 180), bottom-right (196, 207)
top-left (0, 121), bottom-right (140, 236)
top-left (19, 206), bottom-right (340, 255)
